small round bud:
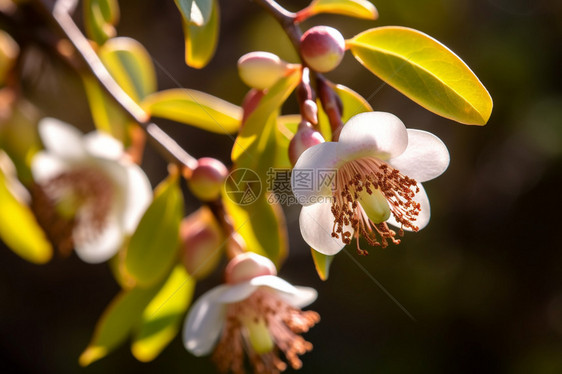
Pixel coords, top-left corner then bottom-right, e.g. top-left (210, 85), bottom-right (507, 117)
top-left (301, 99), bottom-right (318, 125)
top-left (289, 122), bottom-right (325, 166)
top-left (180, 207), bottom-right (224, 279)
top-left (300, 26), bottom-right (345, 73)
top-left (188, 157), bottom-right (228, 202)
top-left (238, 51), bottom-right (290, 90)
top-left (225, 252), bottom-right (277, 284)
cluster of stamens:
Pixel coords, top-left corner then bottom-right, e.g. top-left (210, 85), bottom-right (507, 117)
top-left (31, 167), bottom-right (114, 255)
top-left (330, 157), bottom-right (421, 255)
top-left (212, 288), bottom-right (320, 374)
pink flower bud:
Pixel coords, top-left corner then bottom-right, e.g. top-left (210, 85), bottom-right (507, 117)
top-left (180, 207), bottom-right (224, 280)
top-left (188, 157), bottom-right (228, 202)
top-left (238, 51), bottom-right (291, 90)
top-left (225, 252), bottom-right (277, 284)
top-left (289, 122), bottom-right (325, 166)
top-left (300, 26), bottom-right (345, 73)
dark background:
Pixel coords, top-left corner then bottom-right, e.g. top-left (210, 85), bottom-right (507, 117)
top-left (2, 0), bottom-right (562, 373)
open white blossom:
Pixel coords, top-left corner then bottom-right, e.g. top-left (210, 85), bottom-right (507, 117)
top-left (31, 118), bottom-right (152, 263)
top-left (183, 252), bottom-right (319, 374)
top-left (291, 111), bottom-right (449, 255)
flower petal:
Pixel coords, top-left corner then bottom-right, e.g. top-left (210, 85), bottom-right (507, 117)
top-left (291, 142), bottom-right (342, 205)
top-left (120, 163), bottom-right (152, 234)
top-left (73, 215), bottom-right (123, 263)
top-left (183, 285), bottom-right (229, 356)
top-left (251, 276), bottom-right (318, 308)
top-left (38, 118), bottom-right (86, 159)
top-left (30, 152), bottom-right (69, 184)
top-left (279, 286), bottom-right (318, 308)
top-left (299, 202), bottom-right (349, 255)
top-left (215, 282), bottom-right (259, 303)
top-left (387, 183), bottom-right (431, 231)
top-left (338, 112), bottom-right (408, 160)
top-left (83, 131), bottom-right (124, 160)
top-left (389, 129), bottom-right (449, 182)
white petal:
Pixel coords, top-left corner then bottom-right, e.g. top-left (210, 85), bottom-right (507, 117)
top-left (387, 183), bottom-right (431, 231)
top-left (338, 112), bottom-right (408, 160)
top-left (38, 118), bottom-right (86, 159)
top-left (120, 163), bottom-right (152, 234)
top-left (389, 129), bottom-right (450, 182)
top-left (83, 131), bottom-right (124, 160)
top-left (73, 215), bottom-right (123, 263)
top-left (251, 276), bottom-right (318, 308)
top-left (183, 285), bottom-right (229, 356)
top-left (214, 282), bottom-right (259, 303)
top-left (250, 275), bottom-right (297, 294)
top-left (30, 152), bottom-right (69, 183)
top-left (299, 202), bottom-right (349, 255)
top-left (278, 286), bottom-right (318, 308)
top-left (291, 142), bottom-right (342, 206)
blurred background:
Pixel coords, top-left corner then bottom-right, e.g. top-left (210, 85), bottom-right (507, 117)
top-left (1, 0), bottom-right (562, 373)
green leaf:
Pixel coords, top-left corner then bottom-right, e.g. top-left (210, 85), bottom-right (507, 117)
top-left (99, 37), bottom-right (157, 102)
top-left (275, 115), bottom-right (300, 169)
top-left (125, 173), bottom-right (184, 288)
top-left (142, 88), bottom-right (241, 134)
top-left (317, 83), bottom-right (373, 141)
top-left (174, 0), bottom-right (213, 26)
top-left (311, 248), bottom-right (334, 281)
top-left (348, 26), bottom-right (493, 125)
top-left (222, 191), bottom-right (288, 267)
top-left (182, 0), bottom-right (219, 69)
top-left (79, 284), bottom-right (160, 366)
top-left (132, 265), bottom-right (195, 362)
top-left (232, 68), bottom-right (301, 164)
top-left (83, 0), bottom-right (120, 45)
top-left (305, 0), bottom-right (377, 20)
top-left (0, 165), bottom-right (52, 264)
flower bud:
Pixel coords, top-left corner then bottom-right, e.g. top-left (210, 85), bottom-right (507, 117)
top-left (300, 26), bottom-right (345, 73)
top-left (188, 157), bottom-right (228, 202)
top-left (180, 207), bottom-right (224, 280)
top-left (238, 51), bottom-right (291, 90)
top-left (301, 99), bottom-right (318, 125)
top-left (289, 122), bottom-right (325, 166)
top-left (225, 252), bottom-right (277, 284)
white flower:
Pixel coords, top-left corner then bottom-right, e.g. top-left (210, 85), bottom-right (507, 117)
top-left (183, 252), bottom-right (319, 374)
top-left (291, 111), bottom-right (449, 255)
top-left (31, 118), bottom-right (152, 263)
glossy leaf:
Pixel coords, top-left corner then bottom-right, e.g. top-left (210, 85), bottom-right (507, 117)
top-left (317, 83), bottom-right (373, 141)
top-left (232, 68), bottom-right (301, 164)
top-left (304, 0), bottom-right (377, 20)
top-left (0, 166), bottom-right (52, 264)
top-left (79, 284), bottom-right (159, 366)
top-left (311, 248), bottom-right (334, 281)
top-left (142, 88), bottom-right (241, 134)
top-left (275, 114), bottom-right (300, 169)
top-left (348, 26), bottom-right (493, 125)
top-left (182, 0), bottom-right (219, 69)
top-left (83, 0), bottom-right (120, 45)
top-left (222, 190), bottom-right (288, 267)
top-left (174, 0), bottom-right (213, 26)
top-left (132, 265), bottom-right (195, 362)
top-left (125, 173), bottom-right (184, 288)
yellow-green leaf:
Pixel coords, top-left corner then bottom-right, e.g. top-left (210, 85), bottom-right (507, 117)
top-left (132, 265), bottom-right (195, 362)
top-left (174, 0), bottom-right (213, 26)
top-left (125, 173), bottom-right (183, 288)
top-left (99, 37), bottom-right (157, 102)
top-left (142, 88), bottom-right (241, 134)
top-left (317, 83), bottom-right (373, 141)
top-left (182, 0), bottom-right (219, 69)
top-left (304, 0), bottom-right (377, 20)
top-left (311, 248), bottom-right (334, 281)
top-left (79, 284), bottom-right (160, 366)
top-left (222, 191), bottom-right (288, 267)
top-left (0, 165), bottom-right (52, 264)
top-left (348, 26), bottom-right (493, 125)
top-left (83, 0), bottom-right (120, 45)
top-left (275, 114), bottom-right (300, 169)
top-left (232, 68), bottom-right (301, 163)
